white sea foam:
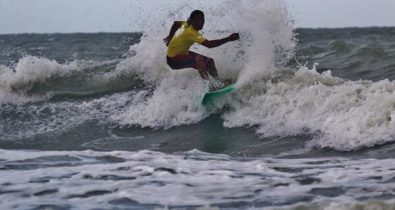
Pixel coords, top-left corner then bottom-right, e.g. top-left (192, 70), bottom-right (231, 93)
top-left (0, 149), bottom-right (394, 209)
top-left (0, 55), bottom-right (125, 104)
top-left (110, 71), bottom-right (208, 128)
top-left (0, 56), bottom-right (88, 104)
top-left (222, 67), bottom-right (395, 151)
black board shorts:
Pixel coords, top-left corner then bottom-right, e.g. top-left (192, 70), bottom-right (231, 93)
top-left (166, 51), bottom-right (198, 69)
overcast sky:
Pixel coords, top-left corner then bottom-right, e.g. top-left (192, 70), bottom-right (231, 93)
top-left (1, 0), bottom-right (395, 34)
top-left (286, 0), bottom-right (395, 28)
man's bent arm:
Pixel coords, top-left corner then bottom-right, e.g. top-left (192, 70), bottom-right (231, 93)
top-left (201, 33), bottom-right (240, 48)
top-left (164, 21), bottom-right (183, 45)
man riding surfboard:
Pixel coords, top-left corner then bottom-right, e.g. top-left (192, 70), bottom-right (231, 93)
top-left (164, 10), bottom-right (240, 90)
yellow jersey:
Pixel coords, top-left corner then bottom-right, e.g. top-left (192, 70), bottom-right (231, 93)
top-left (167, 21), bottom-right (206, 57)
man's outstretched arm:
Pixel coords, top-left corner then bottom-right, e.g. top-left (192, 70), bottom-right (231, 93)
top-left (163, 21), bottom-right (183, 46)
top-left (201, 33), bottom-right (240, 48)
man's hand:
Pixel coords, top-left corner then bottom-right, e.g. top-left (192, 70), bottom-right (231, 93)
top-left (163, 36), bottom-right (171, 46)
top-left (228, 33), bottom-right (240, 41)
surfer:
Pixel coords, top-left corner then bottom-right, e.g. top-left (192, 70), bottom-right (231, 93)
top-left (164, 10), bottom-right (239, 90)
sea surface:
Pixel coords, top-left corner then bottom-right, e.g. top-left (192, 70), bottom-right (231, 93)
top-left (2, 1), bottom-right (395, 209)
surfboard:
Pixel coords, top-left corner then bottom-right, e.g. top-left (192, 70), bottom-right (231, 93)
top-left (201, 84), bottom-right (236, 105)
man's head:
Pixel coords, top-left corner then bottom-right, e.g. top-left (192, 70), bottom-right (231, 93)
top-left (188, 10), bottom-right (205, 30)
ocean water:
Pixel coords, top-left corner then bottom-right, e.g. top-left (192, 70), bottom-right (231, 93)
top-left (1, 0), bottom-right (395, 209)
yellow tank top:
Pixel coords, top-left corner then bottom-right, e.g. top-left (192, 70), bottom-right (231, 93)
top-left (167, 21), bottom-right (206, 57)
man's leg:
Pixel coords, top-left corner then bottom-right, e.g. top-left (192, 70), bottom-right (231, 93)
top-left (194, 55), bottom-right (210, 80)
top-left (206, 58), bottom-right (219, 79)
top-left (193, 53), bottom-right (220, 81)
top-left (167, 52), bottom-right (224, 89)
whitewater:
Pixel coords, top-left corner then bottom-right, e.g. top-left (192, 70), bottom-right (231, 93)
top-left (1, 0), bottom-right (395, 209)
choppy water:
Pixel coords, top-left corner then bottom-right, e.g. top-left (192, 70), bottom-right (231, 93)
top-left (1, 0), bottom-right (395, 209)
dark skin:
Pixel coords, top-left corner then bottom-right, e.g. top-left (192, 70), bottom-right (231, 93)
top-left (164, 13), bottom-right (239, 84)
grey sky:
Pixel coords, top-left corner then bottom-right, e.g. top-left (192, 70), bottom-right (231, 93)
top-left (1, 0), bottom-right (395, 34)
top-left (285, 0), bottom-right (395, 28)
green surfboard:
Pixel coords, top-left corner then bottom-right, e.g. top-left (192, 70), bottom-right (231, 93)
top-left (201, 84), bottom-right (236, 105)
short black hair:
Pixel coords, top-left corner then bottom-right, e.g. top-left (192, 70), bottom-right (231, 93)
top-left (187, 10), bottom-right (204, 25)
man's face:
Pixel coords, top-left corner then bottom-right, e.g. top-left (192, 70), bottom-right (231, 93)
top-left (192, 14), bottom-right (205, 30)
